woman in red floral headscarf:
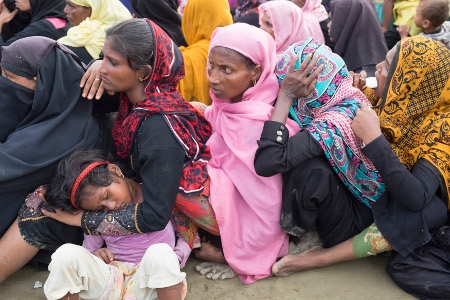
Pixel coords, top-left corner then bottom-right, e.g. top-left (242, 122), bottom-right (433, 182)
top-left (38, 18), bottom-right (220, 252)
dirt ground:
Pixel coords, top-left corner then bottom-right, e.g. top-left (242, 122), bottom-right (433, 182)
top-left (0, 255), bottom-right (415, 299)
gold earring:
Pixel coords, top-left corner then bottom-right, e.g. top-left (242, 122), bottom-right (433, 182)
top-left (252, 80), bottom-right (257, 86)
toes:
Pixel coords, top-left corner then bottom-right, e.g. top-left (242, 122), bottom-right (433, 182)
top-left (195, 261), bottom-right (214, 272)
top-left (200, 267), bottom-right (212, 275)
top-left (220, 268), bottom-right (238, 279)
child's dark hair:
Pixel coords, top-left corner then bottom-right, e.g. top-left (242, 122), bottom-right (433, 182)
top-left (420, 0), bottom-right (449, 28)
top-left (45, 149), bottom-right (117, 213)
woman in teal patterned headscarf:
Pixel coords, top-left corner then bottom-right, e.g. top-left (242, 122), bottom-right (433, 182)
top-left (275, 37), bottom-right (384, 208)
top-left (255, 37), bottom-right (384, 253)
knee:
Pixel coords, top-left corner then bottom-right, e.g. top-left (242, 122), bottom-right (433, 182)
top-left (290, 157), bottom-right (335, 189)
top-left (137, 243), bottom-right (185, 289)
top-left (49, 244), bottom-right (86, 268)
top-left (141, 243), bottom-right (178, 269)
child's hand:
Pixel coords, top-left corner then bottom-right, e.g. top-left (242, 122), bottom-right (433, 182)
top-left (93, 247), bottom-right (115, 263)
top-left (396, 24), bottom-right (411, 39)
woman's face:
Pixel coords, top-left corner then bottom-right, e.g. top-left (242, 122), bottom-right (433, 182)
top-left (14, 0), bottom-right (31, 13)
top-left (208, 46), bottom-right (260, 103)
top-left (260, 12), bottom-right (275, 39)
top-left (64, 0), bottom-right (92, 26)
top-left (374, 46), bottom-right (397, 98)
top-left (99, 38), bottom-right (144, 100)
top-left (80, 165), bottom-right (141, 211)
top-left (1, 68), bottom-right (36, 90)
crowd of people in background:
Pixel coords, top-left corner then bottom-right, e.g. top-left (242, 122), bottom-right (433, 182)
top-left (1, 0), bottom-right (450, 299)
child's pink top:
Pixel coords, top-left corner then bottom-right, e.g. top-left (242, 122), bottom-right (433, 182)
top-left (82, 221), bottom-right (191, 267)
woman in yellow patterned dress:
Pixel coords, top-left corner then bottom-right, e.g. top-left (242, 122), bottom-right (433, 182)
top-left (270, 36), bottom-right (450, 299)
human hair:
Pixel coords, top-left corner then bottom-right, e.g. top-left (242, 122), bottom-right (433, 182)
top-left (420, 0), bottom-right (449, 28)
top-left (224, 47), bottom-right (257, 70)
top-left (45, 149), bottom-right (117, 213)
top-left (105, 18), bottom-right (155, 82)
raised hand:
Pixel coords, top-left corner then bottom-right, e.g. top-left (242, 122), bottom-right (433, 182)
top-left (279, 53), bottom-right (323, 101)
top-left (80, 60), bottom-right (114, 100)
top-left (351, 103), bottom-right (382, 145)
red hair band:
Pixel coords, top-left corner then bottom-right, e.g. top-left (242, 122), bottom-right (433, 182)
top-left (70, 161), bottom-right (109, 208)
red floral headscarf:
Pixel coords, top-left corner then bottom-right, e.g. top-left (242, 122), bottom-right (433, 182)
top-left (112, 18), bottom-right (212, 195)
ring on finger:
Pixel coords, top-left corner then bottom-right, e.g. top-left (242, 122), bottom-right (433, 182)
top-left (94, 77), bottom-right (101, 81)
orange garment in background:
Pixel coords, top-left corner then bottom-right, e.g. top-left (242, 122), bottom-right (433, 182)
top-left (178, 0), bottom-right (233, 105)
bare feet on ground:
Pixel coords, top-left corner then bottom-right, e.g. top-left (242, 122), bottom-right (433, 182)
top-left (192, 241), bottom-right (226, 264)
top-left (194, 262), bottom-right (238, 280)
top-left (192, 241), bottom-right (237, 280)
top-left (272, 246), bottom-right (326, 277)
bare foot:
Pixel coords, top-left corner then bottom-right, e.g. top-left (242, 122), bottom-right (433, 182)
top-left (272, 246), bottom-right (326, 277)
top-left (194, 262), bottom-right (238, 280)
top-left (192, 242), bottom-right (226, 264)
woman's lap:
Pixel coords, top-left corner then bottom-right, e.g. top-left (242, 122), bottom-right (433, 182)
top-left (17, 187), bottom-right (83, 251)
top-left (387, 228), bottom-right (450, 300)
top-left (281, 157), bottom-right (374, 248)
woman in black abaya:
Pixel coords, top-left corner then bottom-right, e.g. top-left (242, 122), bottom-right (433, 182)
top-left (0, 36), bottom-right (100, 282)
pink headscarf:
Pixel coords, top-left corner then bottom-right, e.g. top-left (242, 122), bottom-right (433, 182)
top-left (259, 1), bottom-right (324, 59)
top-left (302, 0), bottom-right (329, 22)
top-left (205, 23), bottom-right (299, 284)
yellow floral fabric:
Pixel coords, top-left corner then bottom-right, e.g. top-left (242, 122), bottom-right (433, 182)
top-left (376, 36), bottom-right (450, 210)
top-left (178, 0), bottom-right (233, 105)
top-left (58, 0), bottom-right (131, 59)
top-left (106, 261), bottom-right (187, 300)
top-left (353, 223), bottom-right (392, 258)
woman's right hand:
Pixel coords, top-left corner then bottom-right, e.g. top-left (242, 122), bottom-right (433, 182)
top-left (80, 60), bottom-right (113, 100)
top-left (0, 1), bottom-right (17, 26)
top-left (349, 70), bottom-right (367, 90)
top-left (271, 53), bottom-right (322, 124)
top-left (278, 53), bottom-right (322, 102)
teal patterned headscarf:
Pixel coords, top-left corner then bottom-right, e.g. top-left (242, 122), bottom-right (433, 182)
top-left (276, 37), bottom-right (385, 207)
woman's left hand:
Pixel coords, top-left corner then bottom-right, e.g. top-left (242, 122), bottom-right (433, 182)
top-left (41, 207), bottom-right (83, 227)
top-left (351, 103), bottom-right (382, 145)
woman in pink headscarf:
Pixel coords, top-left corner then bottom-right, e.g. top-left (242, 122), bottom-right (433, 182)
top-left (289, 0), bottom-right (334, 50)
top-left (258, 1), bottom-right (324, 59)
top-left (201, 22), bottom-right (301, 284)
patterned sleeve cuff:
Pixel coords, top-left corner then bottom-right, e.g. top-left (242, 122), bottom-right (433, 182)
top-left (82, 203), bottom-right (141, 236)
top-left (260, 121), bottom-right (289, 144)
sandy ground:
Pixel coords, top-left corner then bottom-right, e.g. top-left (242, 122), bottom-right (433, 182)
top-left (0, 255), bottom-right (415, 299)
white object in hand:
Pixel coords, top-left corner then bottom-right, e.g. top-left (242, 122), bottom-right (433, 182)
top-left (366, 77), bottom-right (378, 89)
